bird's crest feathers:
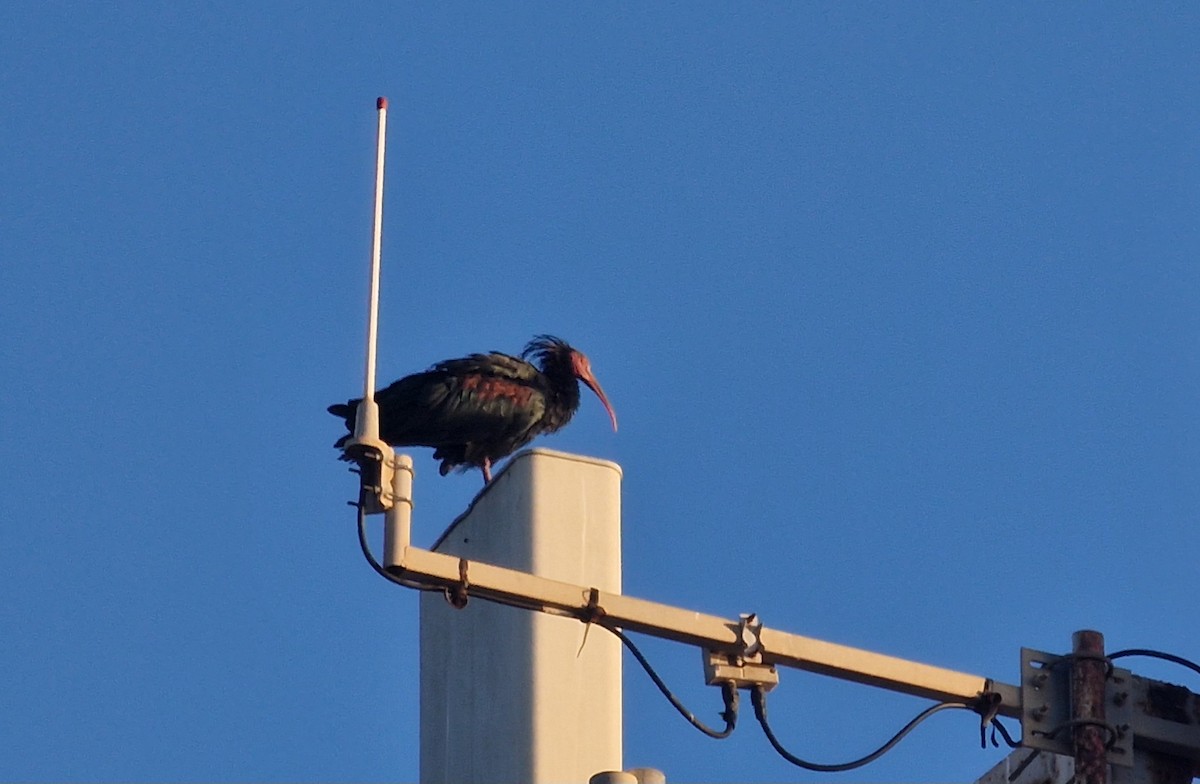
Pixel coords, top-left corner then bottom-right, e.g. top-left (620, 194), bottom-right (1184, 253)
top-left (522, 335), bottom-right (577, 371)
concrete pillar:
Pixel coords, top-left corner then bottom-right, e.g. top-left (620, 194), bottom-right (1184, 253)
top-left (419, 449), bottom-right (623, 784)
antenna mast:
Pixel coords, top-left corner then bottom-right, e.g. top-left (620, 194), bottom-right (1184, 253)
top-left (356, 96), bottom-right (389, 442)
top-left (344, 97), bottom-right (406, 516)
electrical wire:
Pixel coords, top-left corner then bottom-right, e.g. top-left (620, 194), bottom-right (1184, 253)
top-left (354, 493), bottom-right (584, 614)
top-left (353, 495), bottom-right (440, 595)
top-left (973, 689), bottom-right (1021, 750)
top-left (751, 686), bottom-right (1015, 772)
top-left (1110, 648), bottom-right (1200, 679)
top-left (600, 624), bottom-right (738, 739)
top-left (989, 717), bottom-right (1022, 749)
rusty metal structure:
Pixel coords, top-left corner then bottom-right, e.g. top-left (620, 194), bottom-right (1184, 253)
top-left (1072, 631), bottom-right (1111, 784)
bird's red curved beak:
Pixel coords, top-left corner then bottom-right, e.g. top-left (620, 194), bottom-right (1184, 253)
top-left (573, 352), bottom-right (618, 432)
top-left (576, 362), bottom-right (619, 432)
top-left (582, 374), bottom-right (618, 433)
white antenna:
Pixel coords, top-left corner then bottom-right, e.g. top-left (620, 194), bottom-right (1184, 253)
top-left (344, 97), bottom-right (401, 516)
top-left (354, 96), bottom-right (389, 444)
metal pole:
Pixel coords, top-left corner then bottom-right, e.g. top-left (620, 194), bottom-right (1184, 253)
top-left (1072, 630), bottom-right (1108, 784)
top-left (383, 454), bottom-right (413, 564)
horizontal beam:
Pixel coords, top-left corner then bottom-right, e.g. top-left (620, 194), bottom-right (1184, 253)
top-left (760, 627), bottom-right (1021, 714)
top-left (389, 545), bottom-right (1022, 717)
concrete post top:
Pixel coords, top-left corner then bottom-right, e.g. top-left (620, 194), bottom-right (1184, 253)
top-left (499, 447), bottom-right (623, 478)
top-left (433, 449), bottom-right (622, 552)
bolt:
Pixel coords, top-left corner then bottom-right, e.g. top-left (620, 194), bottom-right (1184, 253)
top-left (1031, 704), bottom-right (1049, 722)
top-left (1113, 691), bottom-right (1128, 707)
top-left (1032, 672), bottom-right (1049, 688)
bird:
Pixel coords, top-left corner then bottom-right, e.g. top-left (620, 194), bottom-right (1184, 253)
top-left (328, 335), bottom-right (617, 484)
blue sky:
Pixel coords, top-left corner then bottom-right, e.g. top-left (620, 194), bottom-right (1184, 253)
top-left (3, 3), bottom-right (1198, 781)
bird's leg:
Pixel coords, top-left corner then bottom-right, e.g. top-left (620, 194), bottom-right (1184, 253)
top-left (481, 458), bottom-right (493, 484)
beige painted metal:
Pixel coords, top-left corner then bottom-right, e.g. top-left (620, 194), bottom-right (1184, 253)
top-left (759, 628), bottom-right (1020, 711)
top-left (418, 449), bottom-right (623, 784)
top-left (390, 472), bottom-right (1020, 717)
top-left (382, 453), bottom-right (413, 562)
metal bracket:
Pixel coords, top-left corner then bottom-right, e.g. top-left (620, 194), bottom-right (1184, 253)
top-left (702, 612), bottom-right (779, 691)
top-left (343, 441), bottom-right (397, 514)
top-left (1021, 647), bottom-right (1134, 766)
top-left (703, 649), bottom-right (780, 691)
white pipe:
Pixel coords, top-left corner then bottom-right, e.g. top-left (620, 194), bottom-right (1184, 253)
top-left (383, 454), bottom-right (413, 567)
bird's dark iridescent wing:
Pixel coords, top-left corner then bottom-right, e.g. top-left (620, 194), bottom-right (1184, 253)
top-left (431, 352), bottom-right (541, 381)
top-left (374, 352), bottom-right (547, 449)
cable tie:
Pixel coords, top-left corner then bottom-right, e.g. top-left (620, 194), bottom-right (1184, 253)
top-left (972, 686), bottom-right (1002, 748)
top-left (444, 558), bottom-right (470, 609)
top-left (581, 587), bottom-right (605, 623)
top-left (576, 588), bottom-right (606, 657)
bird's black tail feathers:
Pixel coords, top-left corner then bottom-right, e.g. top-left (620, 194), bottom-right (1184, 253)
top-left (327, 401), bottom-right (358, 448)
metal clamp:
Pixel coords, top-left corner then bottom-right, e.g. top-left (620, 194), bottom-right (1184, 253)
top-left (343, 441), bottom-right (397, 514)
top-left (738, 613), bottom-right (764, 659)
top-left (703, 612), bottom-right (779, 692)
top-left (1020, 647), bottom-right (1133, 766)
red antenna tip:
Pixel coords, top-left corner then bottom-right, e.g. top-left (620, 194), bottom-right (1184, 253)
top-left (377, 96), bottom-right (388, 110)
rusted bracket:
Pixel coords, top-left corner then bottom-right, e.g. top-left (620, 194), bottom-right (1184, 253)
top-left (1021, 647), bottom-right (1135, 767)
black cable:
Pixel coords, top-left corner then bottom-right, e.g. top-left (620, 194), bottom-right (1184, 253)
top-left (353, 495), bottom-right (440, 594)
top-left (354, 494), bottom-right (582, 614)
top-left (973, 689), bottom-right (1021, 750)
top-left (1110, 648), bottom-right (1200, 679)
top-left (600, 624), bottom-right (737, 739)
top-left (751, 685), bottom-right (980, 773)
top-left (989, 717), bottom-right (1022, 749)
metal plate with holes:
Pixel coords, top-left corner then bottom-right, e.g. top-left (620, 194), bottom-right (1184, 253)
top-left (703, 650), bottom-right (779, 691)
top-left (1021, 648), bottom-right (1134, 766)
